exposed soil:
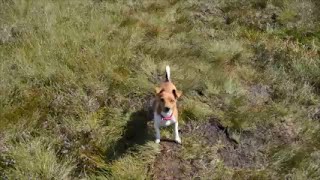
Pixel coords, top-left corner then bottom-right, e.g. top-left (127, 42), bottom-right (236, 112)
top-left (152, 117), bottom-right (296, 179)
top-left (152, 141), bottom-right (186, 180)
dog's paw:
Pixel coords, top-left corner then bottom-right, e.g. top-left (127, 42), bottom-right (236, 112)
top-left (155, 139), bottom-right (160, 144)
top-left (175, 137), bottom-right (181, 144)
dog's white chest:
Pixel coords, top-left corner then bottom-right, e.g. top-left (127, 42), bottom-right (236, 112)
top-left (154, 113), bottom-right (176, 127)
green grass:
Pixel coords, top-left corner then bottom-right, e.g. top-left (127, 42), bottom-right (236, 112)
top-left (1, 0), bottom-right (320, 179)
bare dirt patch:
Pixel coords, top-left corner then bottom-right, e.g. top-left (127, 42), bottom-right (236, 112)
top-left (152, 117), bottom-right (296, 179)
top-left (152, 141), bottom-right (186, 180)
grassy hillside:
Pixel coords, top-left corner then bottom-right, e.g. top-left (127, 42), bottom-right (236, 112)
top-left (1, 0), bottom-right (320, 179)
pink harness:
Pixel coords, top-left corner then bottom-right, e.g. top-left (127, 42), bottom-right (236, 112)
top-left (161, 113), bottom-right (173, 121)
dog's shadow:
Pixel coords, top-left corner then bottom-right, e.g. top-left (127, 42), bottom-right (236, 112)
top-left (105, 109), bottom-right (153, 161)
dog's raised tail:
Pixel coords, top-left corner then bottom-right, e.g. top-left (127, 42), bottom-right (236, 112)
top-left (165, 65), bottom-right (171, 82)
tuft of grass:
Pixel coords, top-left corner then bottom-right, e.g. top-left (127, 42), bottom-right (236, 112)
top-left (107, 142), bottom-right (159, 180)
top-left (4, 137), bottom-right (74, 179)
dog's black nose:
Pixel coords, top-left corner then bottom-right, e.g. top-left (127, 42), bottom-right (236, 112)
top-left (164, 107), bottom-right (170, 112)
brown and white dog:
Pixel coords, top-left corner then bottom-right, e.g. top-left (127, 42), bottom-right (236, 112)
top-left (152, 65), bottom-right (182, 144)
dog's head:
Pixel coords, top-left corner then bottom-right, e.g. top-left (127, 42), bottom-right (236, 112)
top-left (155, 84), bottom-right (182, 114)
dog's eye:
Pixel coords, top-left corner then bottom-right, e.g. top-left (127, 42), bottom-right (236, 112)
top-left (170, 99), bottom-right (174, 103)
top-left (161, 98), bottom-right (164, 102)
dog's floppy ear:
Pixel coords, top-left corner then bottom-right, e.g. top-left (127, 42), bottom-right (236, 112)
top-left (173, 89), bottom-right (182, 99)
top-left (155, 87), bottom-right (163, 94)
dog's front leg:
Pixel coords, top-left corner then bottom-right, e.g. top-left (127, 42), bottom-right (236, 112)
top-left (154, 122), bottom-right (161, 143)
top-left (174, 122), bottom-right (181, 144)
